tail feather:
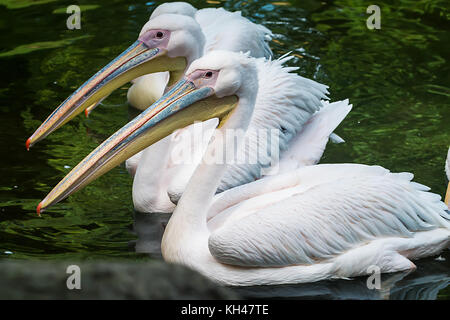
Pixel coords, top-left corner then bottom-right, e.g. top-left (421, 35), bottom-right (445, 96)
top-left (273, 99), bottom-right (352, 174)
top-left (329, 133), bottom-right (345, 144)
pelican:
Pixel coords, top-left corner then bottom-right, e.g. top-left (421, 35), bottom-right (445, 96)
top-left (131, 53), bottom-right (345, 213)
top-left (37, 51), bottom-right (450, 286)
top-left (25, 2), bottom-right (273, 149)
top-left (25, 2), bottom-right (345, 213)
top-left (25, 2), bottom-right (278, 212)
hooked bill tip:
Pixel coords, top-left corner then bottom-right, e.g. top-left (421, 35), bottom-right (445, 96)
top-left (26, 138), bottom-right (31, 151)
top-left (36, 202), bottom-right (42, 216)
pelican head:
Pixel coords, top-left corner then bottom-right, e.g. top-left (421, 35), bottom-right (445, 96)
top-left (37, 51), bottom-right (258, 214)
top-left (26, 13), bottom-right (205, 149)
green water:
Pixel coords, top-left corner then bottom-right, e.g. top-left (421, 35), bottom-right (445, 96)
top-left (0, 0), bottom-right (448, 299)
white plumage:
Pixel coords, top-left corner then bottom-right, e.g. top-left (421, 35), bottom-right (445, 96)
top-left (195, 8), bottom-right (273, 59)
top-left (214, 55), bottom-right (329, 193)
top-left (270, 99), bottom-right (350, 174)
top-left (124, 3), bottom-right (301, 213)
top-left (149, 1), bottom-right (197, 19)
top-left (127, 72), bottom-right (169, 114)
top-left (132, 53), bottom-right (341, 212)
top-left (160, 51), bottom-right (450, 286)
top-left (208, 165), bottom-right (448, 266)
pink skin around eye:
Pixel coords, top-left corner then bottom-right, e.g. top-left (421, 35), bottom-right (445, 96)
top-left (138, 29), bottom-right (171, 49)
top-left (187, 69), bottom-right (219, 87)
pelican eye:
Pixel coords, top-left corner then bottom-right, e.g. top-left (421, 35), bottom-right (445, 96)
top-left (204, 71), bottom-right (213, 78)
top-left (156, 31), bottom-right (164, 38)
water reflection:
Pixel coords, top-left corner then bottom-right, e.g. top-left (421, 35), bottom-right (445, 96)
top-left (131, 210), bottom-right (169, 259)
top-left (233, 263), bottom-right (450, 300)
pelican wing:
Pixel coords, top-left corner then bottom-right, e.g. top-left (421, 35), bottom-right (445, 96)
top-left (208, 164), bottom-right (450, 267)
top-left (208, 164), bottom-right (391, 228)
top-left (266, 99), bottom-right (352, 175)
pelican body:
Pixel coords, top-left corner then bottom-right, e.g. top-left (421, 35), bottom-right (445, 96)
top-left (36, 51), bottom-right (450, 286)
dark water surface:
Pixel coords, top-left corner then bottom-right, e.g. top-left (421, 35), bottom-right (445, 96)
top-left (0, 0), bottom-right (448, 299)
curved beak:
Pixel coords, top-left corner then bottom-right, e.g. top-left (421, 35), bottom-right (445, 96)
top-left (37, 78), bottom-right (238, 214)
top-left (26, 40), bottom-right (187, 150)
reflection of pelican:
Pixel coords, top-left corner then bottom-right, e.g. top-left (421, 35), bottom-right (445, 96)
top-left (233, 251), bottom-right (450, 299)
top-left (37, 51), bottom-right (450, 286)
top-left (387, 254), bottom-right (450, 300)
top-left (445, 147), bottom-right (449, 208)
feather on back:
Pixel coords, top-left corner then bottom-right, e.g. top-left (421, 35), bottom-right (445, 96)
top-left (195, 8), bottom-right (273, 59)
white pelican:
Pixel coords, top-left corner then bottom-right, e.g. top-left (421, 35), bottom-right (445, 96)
top-left (26, 2), bottom-right (273, 149)
top-left (25, 2), bottom-right (276, 212)
top-left (25, 2), bottom-right (345, 214)
top-left (121, 3), bottom-right (276, 206)
top-left (37, 51), bottom-right (450, 286)
top-left (131, 54), bottom-right (341, 213)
